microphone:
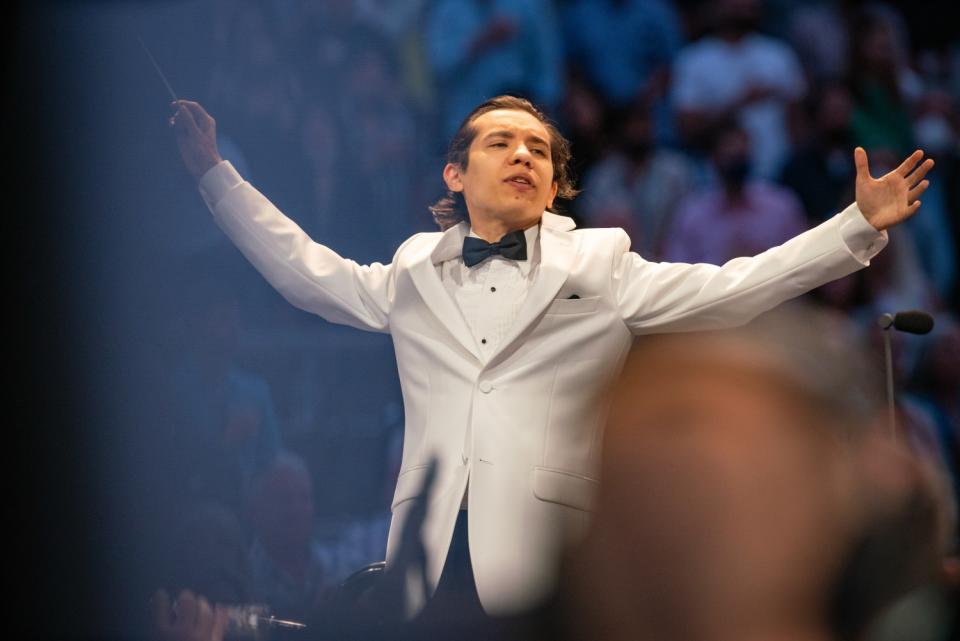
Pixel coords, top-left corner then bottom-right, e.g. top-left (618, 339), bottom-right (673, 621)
top-left (877, 310), bottom-right (935, 335)
top-left (876, 310), bottom-right (935, 438)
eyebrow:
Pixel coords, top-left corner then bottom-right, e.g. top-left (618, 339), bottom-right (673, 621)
top-left (483, 130), bottom-right (550, 149)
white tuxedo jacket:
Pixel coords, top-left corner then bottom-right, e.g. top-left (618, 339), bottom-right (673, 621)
top-left (199, 161), bottom-right (886, 616)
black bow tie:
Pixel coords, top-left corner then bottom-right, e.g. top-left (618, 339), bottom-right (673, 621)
top-left (462, 229), bottom-right (528, 268)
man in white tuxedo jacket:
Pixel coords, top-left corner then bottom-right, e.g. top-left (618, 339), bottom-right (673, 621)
top-left (170, 95), bottom-right (933, 617)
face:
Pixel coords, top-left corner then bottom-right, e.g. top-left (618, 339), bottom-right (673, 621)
top-left (443, 109), bottom-right (559, 230)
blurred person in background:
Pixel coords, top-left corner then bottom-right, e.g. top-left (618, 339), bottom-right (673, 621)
top-left (169, 82), bottom-right (931, 619)
top-left (671, 0), bottom-right (807, 178)
top-left (847, 4), bottom-right (919, 157)
top-left (425, 0), bottom-right (564, 140)
top-left (780, 79), bottom-right (858, 225)
top-left (664, 119), bottom-right (807, 264)
top-left (785, 0), bottom-right (855, 82)
top-left (904, 85), bottom-right (958, 301)
top-left (167, 254), bottom-right (282, 515)
top-left (556, 71), bottom-right (610, 186)
top-left (561, 0), bottom-right (684, 145)
top-left (575, 98), bottom-right (698, 258)
top-left (334, 34), bottom-right (421, 262)
top-left (207, 1), bottom-right (310, 219)
top-left (246, 451), bottom-right (363, 621)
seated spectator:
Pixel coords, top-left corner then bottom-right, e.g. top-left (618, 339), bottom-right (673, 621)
top-left (664, 121), bottom-right (807, 264)
top-left (576, 100), bottom-right (697, 258)
top-left (671, 0), bottom-right (807, 178)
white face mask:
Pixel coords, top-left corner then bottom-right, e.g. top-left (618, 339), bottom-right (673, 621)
top-left (914, 115), bottom-right (957, 155)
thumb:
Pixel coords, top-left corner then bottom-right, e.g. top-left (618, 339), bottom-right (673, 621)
top-left (854, 146), bottom-right (871, 181)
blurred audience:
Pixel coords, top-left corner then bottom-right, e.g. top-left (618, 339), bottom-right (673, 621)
top-left (167, 254), bottom-right (282, 514)
top-left (425, 0), bottom-right (564, 139)
top-left (664, 120), bottom-right (807, 263)
top-left (847, 5), bottom-right (919, 157)
top-left (561, 0), bottom-right (684, 143)
top-left (780, 79), bottom-right (858, 224)
top-left (575, 99), bottom-right (697, 257)
top-left (671, 0), bottom-right (807, 178)
top-left (556, 71), bottom-right (609, 185)
top-left (784, 0), bottom-right (854, 81)
top-left (245, 451), bottom-right (366, 621)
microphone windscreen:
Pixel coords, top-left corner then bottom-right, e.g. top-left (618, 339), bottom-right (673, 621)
top-left (892, 310), bottom-right (934, 335)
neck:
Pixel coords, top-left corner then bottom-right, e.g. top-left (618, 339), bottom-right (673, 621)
top-left (469, 213), bottom-right (541, 242)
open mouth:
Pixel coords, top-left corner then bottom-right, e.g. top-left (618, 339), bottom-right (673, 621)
top-left (506, 175), bottom-right (535, 189)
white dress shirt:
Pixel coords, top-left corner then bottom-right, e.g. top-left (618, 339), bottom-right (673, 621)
top-left (431, 223), bottom-right (541, 362)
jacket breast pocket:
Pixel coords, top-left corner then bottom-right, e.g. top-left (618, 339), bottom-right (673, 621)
top-left (544, 296), bottom-right (600, 316)
top-left (531, 466), bottom-right (599, 512)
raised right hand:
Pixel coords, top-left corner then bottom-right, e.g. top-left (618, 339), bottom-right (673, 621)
top-left (170, 100), bottom-right (223, 181)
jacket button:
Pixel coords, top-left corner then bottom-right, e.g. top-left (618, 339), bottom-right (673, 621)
top-left (479, 380), bottom-right (493, 393)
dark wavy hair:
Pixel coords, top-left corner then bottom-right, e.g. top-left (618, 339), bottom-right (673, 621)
top-left (429, 95), bottom-right (579, 230)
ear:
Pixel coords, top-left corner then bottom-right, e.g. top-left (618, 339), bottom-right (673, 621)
top-left (443, 163), bottom-right (464, 193)
top-left (546, 181), bottom-right (559, 209)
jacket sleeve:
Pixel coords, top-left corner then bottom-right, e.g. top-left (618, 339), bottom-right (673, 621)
top-left (199, 161), bottom-right (405, 333)
top-left (613, 202), bottom-right (887, 335)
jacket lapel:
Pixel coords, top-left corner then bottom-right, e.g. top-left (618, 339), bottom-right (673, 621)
top-left (486, 212), bottom-right (579, 367)
top-left (407, 226), bottom-right (484, 363)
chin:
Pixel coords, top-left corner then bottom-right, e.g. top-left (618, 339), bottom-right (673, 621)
top-left (503, 198), bottom-right (546, 218)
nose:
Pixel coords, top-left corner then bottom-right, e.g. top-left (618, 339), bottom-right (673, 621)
top-left (510, 144), bottom-right (534, 167)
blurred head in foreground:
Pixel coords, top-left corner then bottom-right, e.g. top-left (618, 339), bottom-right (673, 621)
top-left (562, 307), bottom-right (954, 641)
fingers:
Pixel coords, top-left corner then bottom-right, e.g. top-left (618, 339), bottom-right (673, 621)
top-left (908, 179), bottom-right (930, 202)
top-left (894, 149), bottom-right (925, 178)
top-left (854, 146), bottom-right (871, 180)
top-left (907, 157), bottom-right (935, 186)
top-left (172, 100), bottom-right (215, 131)
top-left (907, 200), bottom-right (922, 216)
top-left (171, 103), bottom-right (203, 139)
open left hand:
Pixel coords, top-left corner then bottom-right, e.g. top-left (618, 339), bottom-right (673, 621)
top-left (855, 147), bottom-right (934, 231)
